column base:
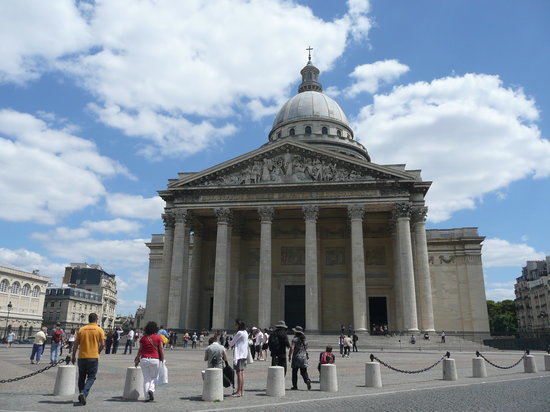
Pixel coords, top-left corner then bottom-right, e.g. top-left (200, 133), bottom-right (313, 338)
top-left (406, 328), bottom-right (420, 333)
top-left (422, 329), bottom-right (436, 333)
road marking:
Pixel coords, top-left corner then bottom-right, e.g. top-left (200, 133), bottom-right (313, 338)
top-left (202, 374), bottom-right (550, 411)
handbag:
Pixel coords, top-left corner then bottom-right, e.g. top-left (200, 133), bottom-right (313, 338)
top-left (222, 360), bottom-right (234, 388)
top-left (158, 360), bottom-right (168, 385)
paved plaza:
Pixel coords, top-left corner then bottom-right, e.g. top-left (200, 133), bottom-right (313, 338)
top-left (0, 344), bottom-right (548, 411)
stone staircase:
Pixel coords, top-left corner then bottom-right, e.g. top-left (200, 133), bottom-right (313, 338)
top-left (304, 333), bottom-right (493, 352)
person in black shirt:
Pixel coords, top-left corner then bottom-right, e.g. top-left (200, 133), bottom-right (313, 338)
top-left (268, 320), bottom-right (291, 375)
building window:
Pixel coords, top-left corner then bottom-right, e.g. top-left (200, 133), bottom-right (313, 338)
top-left (11, 282), bottom-right (20, 294)
top-left (32, 286), bottom-right (40, 298)
top-left (56, 312), bottom-right (60, 321)
top-left (22, 284), bottom-right (30, 296)
top-left (289, 128), bottom-right (295, 136)
top-left (305, 126), bottom-right (312, 135)
top-left (0, 280), bottom-right (8, 293)
top-left (336, 129), bottom-right (342, 137)
top-left (322, 127), bottom-right (328, 135)
top-left (276, 132), bottom-right (281, 139)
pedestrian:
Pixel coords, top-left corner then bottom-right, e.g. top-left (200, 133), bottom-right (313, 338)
top-left (105, 330), bottom-right (113, 354)
top-left (191, 332), bottom-right (198, 349)
top-left (199, 332), bottom-right (205, 348)
top-left (204, 335), bottom-right (227, 369)
top-left (268, 321), bottom-right (290, 375)
top-left (317, 345), bottom-right (335, 374)
top-left (50, 322), bottom-right (65, 363)
top-left (158, 325), bottom-right (169, 339)
top-left (441, 331), bottom-right (446, 343)
top-left (352, 331), bottom-right (358, 352)
top-left (135, 321), bottom-right (164, 402)
top-left (30, 327), bottom-right (47, 364)
top-left (288, 326), bottom-right (311, 390)
top-left (410, 334), bottom-right (416, 344)
top-left (169, 330), bottom-right (177, 350)
top-left (254, 327), bottom-right (264, 360)
top-left (67, 329), bottom-right (76, 354)
top-left (348, 324), bottom-right (352, 335)
top-left (183, 332), bottom-right (190, 348)
top-left (7, 330), bottom-right (16, 348)
top-left (261, 328), bottom-right (270, 360)
top-left (133, 329), bottom-right (140, 347)
top-left (124, 328), bottom-right (135, 354)
top-left (343, 335), bottom-right (353, 357)
top-left (230, 319), bottom-right (248, 397)
top-left (112, 326), bottom-right (122, 353)
top-left (338, 333), bottom-right (345, 356)
top-left (71, 313), bottom-right (106, 406)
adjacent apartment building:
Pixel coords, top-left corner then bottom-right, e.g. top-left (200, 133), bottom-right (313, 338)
top-left (62, 263), bottom-right (117, 330)
top-left (43, 287), bottom-right (102, 330)
top-left (515, 256), bottom-right (550, 331)
top-left (0, 266), bottom-right (49, 339)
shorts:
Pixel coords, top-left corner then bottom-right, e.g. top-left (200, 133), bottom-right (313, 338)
top-left (234, 359), bottom-right (247, 371)
top-left (262, 343), bottom-right (268, 350)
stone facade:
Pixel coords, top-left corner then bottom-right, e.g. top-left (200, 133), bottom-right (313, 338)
top-left (144, 59), bottom-right (490, 335)
top-left (43, 287), bottom-right (102, 330)
top-left (515, 256), bottom-right (550, 331)
top-left (0, 266), bottom-right (49, 339)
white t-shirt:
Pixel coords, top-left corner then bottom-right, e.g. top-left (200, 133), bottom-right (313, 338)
top-left (126, 330), bottom-right (135, 342)
top-left (255, 331), bottom-right (264, 346)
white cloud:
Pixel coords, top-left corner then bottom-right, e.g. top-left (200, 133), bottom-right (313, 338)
top-left (116, 297), bottom-right (146, 316)
top-left (0, 0), bottom-right (91, 83)
top-left (346, 60), bottom-right (409, 96)
top-left (354, 73), bottom-right (550, 222)
top-left (82, 219), bottom-right (142, 235)
top-left (0, 110), bottom-right (132, 224)
top-left (485, 288), bottom-right (515, 302)
top-left (0, 248), bottom-right (67, 284)
top-left (106, 194), bottom-right (165, 220)
top-left (1, 1), bottom-right (373, 158)
top-left (482, 238), bottom-right (546, 268)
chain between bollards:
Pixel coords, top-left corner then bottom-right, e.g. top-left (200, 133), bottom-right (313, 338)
top-left (370, 352), bottom-right (449, 374)
top-left (0, 355), bottom-right (71, 384)
top-left (476, 350), bottom-right (527, 370)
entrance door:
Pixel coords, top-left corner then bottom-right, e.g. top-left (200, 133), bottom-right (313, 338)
top-left (284, 285), bottom-right (306, 330)
top-left (368, 297), bottom-right (388, 331)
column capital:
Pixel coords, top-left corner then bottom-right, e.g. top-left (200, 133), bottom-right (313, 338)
top-left (412, 206), bottom-right (428, 224)
top-left (347, 204), bottom-right (365, 220)
top-left (258, 206), bottom-right (274, 222)
top-left (302, 205), bottom-right (319, 221)
top-left (162, 212), bottom-right (175, 229)
top-left (173, 208), bottom-right (191, 224)
top-left (393, 202), bottom-right (412, 219)
top-left (215, 207), bottom-right (232, 223)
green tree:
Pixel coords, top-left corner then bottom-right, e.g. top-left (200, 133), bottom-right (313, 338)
top-left (487, 300), bottom-right (518, 335)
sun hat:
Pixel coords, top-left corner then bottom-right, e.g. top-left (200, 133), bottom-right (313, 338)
top-left (292, 326), bottom-right (304, 334)
top-left (275, 320), bottom-right (288, 329)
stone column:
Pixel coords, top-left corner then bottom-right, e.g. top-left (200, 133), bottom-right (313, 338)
top-left (167, 208), bottom-right (190, 329)
top-left (228, 217), bottom-right (242, 327)
top-left (149, 213), bottom-right (174, 326)
top-left (185, 221), bottom-right (202, 329)
top-left (389, 219), bottom-right (404, 331)
top-left (212, 208), bottom-right (231, 330)
top-left (347, 204), bottom-right (367, 331)
top-left (412, 207), bottom-right (435, 332)
top-left (394, 203), bottom-right (419, 332)
top-left (303, 205), bottom-right (319, 332)
top-left (258, 206), bottom-right (274, 328)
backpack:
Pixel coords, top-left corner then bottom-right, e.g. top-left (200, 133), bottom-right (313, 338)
top-left (53, 329), bottom-right (63, 343)
top-left (268, 331), bottom-right (280, 353)
top-left (320, 351), bottom-right (335, 365)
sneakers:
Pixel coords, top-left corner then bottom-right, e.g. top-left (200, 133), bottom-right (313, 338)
top-left (290, 387), bottom-right (298, 390)
top-left (148, 390), bottom-right (154, 402)
top-left (306, 380), bottom-right (312, 390)
top-left (30, 360), bottom-right (35, 364)
top-left (78, 393), bottom-right (87, 405)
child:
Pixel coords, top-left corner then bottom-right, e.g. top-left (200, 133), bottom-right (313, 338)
top-left (318, 345), bottom-right (336, 373)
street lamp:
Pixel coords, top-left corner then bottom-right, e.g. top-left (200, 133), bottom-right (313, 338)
top-left (537, 311), bottom-right (548, 331)
top-left (4, 301), bottom-right (13, 339)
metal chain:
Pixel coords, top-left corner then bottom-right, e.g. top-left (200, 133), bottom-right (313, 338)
top-left (370, 352), bottom-right (449, 374)
top-left (476, 351), bottom-right (526, 370)
top-left (0, 356), bottom-right (71, 384)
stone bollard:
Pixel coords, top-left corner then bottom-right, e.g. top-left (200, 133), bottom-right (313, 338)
top-left (365, 362), bottom-right (382, 388)
top-left (320, 364), bottom-right (338, 392)
top-left (123, 366), bottom-right (144, 400)
top-left (472, 357), bottom-right (487, 378)
top-left (266, 366), bottom-right (285, 397)
top-left (442, 358), bottom-right (458, 381)
top-left (544, 354), bottom-right (550, 371)
top-left (53, 365), bottom-right (76, 396)
top-left (202, 368), bottom-right (223, 401)
top-left (523, 355), bottom-right (537, 373)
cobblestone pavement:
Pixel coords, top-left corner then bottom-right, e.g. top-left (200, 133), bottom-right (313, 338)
top-left (0, 345), bottom-right (548, 411)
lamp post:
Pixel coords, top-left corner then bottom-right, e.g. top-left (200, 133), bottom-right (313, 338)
top-left (3, 301), bottom-right (13, 339)
top-left (537, 311), bottom-right (548, 331)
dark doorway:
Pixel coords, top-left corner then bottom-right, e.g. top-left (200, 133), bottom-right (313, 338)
top-left (284, 285), bottom-right (305, 330)
top-left (209, 297), bottom-right (213, 330)
top-left (368, 297), bottom-right (388, 330)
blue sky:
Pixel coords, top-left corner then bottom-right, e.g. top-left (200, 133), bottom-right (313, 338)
top-left (0, 0), bottom-right (548, 314)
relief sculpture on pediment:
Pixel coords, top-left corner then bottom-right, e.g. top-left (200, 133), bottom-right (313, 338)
top-left (197, 151), bottom-right (377, 186)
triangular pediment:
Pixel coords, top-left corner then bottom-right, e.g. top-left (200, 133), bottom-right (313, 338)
top-left (169, 140), bottom-right (418, 189)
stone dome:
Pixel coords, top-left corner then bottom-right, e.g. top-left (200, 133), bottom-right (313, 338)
top-left (268, 58), bottom-right (370, 161)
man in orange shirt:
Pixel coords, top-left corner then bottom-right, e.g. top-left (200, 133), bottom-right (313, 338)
top-left (71, 313), bottom-right (105, 406)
